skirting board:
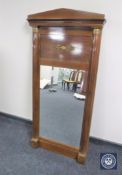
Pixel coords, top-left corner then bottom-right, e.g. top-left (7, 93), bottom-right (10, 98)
top-left (0, 111), bottom-right (32, 124)
top-left (0, 111), bottom-right (121, 147)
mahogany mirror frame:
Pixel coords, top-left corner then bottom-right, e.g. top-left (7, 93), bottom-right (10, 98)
top-left (27, 8), bottom-right (105, 164)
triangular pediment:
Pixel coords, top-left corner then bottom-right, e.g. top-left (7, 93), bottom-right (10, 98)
top-left (28, 8), bottom-right (105, 21)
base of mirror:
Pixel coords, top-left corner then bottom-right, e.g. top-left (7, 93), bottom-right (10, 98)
top-left (31, 136), bottom-right (86, 164)
top-left (77, 152), bottom-right (86, 164)
top-left (31, 137), bottom-right (40, 148)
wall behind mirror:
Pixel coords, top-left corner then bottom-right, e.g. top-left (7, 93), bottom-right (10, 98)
top-left (40, 65), bottom-right (88, 147)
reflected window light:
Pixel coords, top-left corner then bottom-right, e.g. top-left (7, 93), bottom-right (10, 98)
top-left (48, 29), bottom-right (65, 41)
top-left (71, 43), bottom-right (83, 55)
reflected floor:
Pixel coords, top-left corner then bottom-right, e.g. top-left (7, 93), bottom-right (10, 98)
top-left (40, 83), bottom-right (85, 147)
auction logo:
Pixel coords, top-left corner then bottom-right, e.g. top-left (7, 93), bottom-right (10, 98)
top-left (100, 153), bottom-right (117, 170)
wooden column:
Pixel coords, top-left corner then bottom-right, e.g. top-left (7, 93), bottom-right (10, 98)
top-left (78, 28), bottom-right (102, 163)
top-left (31, 28), bottom-right (40, 147)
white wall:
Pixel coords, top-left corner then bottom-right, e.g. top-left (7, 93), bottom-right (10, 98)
top-left (0, 0), bottom-right (122, 144)
top-left (41, 66), bottom-right (59, 84)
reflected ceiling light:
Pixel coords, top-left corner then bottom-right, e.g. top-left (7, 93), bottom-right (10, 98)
top-left (71, 43), bottom-right (83, 55)
top-left (48, 29), bottom-right (65, 41)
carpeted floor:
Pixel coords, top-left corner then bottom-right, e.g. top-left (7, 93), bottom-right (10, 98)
top-left (0, 114), bottom-right (122, 175)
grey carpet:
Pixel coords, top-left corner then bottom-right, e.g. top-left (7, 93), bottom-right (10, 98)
top-left (40, 84), bottom-right (85, 147)
top-left (0, 114), bottom-right (122, 175)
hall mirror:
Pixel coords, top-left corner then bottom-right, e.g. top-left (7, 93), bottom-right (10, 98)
top-left (27, 8), bottom-right (105, 164)
top-left (40, 66), bottom-right (88, 147)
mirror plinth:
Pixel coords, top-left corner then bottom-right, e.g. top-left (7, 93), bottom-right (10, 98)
top-left (31, 137), bottom-right (40, 148)
top-left (39, 137), bottom-right (79, 158)
top-left (77, 152), bottom-right (86, 164)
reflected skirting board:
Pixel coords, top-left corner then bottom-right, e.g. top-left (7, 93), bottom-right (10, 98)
top-left (31, 137), bottom-right (86, 163)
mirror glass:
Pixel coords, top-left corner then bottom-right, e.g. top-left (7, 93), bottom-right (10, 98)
top-left (39, 65), bottom-right (88, 147)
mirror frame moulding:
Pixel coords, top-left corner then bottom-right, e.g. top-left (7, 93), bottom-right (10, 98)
top-left (27, 8), bottom-right (105, 164)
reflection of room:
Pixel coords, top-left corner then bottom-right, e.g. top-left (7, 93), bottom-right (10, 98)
top-left (40, 65), bottom-right (87, 96)
top-left (40, 66), bottom-right (86, 147)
